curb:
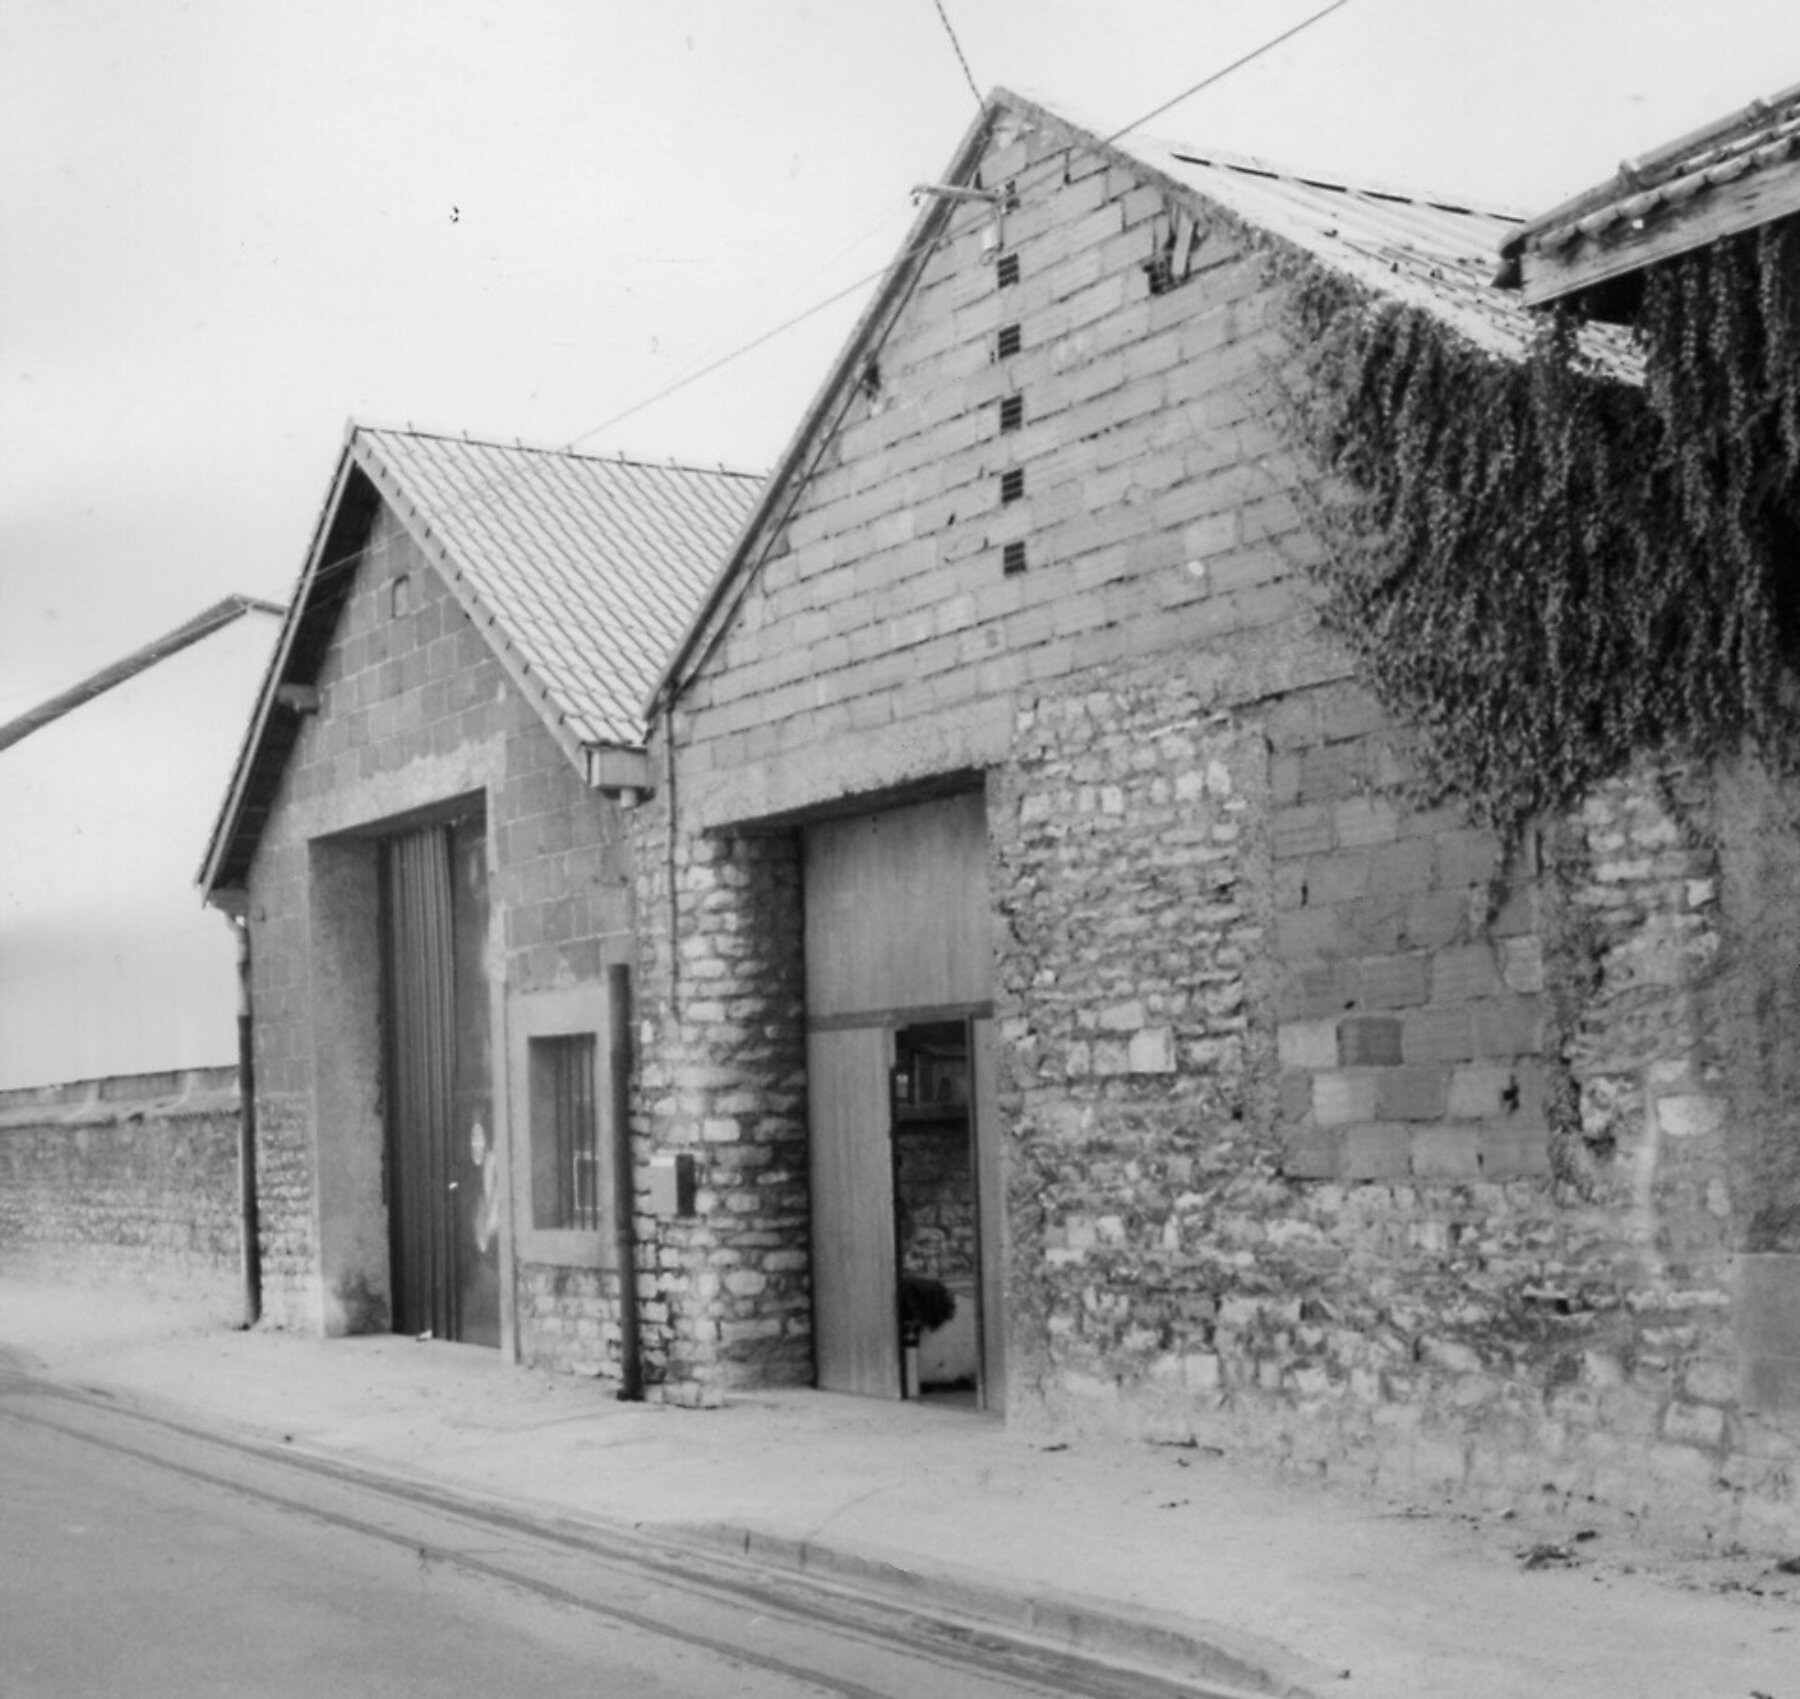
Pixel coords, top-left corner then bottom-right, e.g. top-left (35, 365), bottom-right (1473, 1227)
top-left (669, 1519), bottom-right (1337, 1699)
top-left (9, 1362), bottom-right (1332, 1697)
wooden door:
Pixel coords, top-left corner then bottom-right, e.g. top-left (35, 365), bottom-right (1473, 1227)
top-left (382, 814), bottom-right (497, 1346)
top-left (807, 1026), bottom-right (898, 1397)
top-left (803, 790), bottom-right (998, 1401)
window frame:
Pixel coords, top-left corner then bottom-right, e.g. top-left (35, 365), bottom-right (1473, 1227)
top-left (508, 982), bottom-right (616, 1269)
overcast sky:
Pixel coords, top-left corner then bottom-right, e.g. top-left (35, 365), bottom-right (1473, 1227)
top-left (4, 0), bottom-right (1795, 719)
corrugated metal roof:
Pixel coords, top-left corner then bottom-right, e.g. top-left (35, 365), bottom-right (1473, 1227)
top-left (1108, 120), bottom-right (1638, 376)
top-left (1501, 81), bottom-right (1800, 277)
top-left (356, 429), bottom-right (761, 747)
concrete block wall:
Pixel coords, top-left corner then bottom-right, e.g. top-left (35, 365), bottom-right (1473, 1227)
top-left (244, 500), bottom-right (634, 1355)
top-left (1269, 677), bottom-right (1552, 1186)
top-left (0, 1067), bottom-right (242, 1301)
top-left (669, 119), bottom-right (1320, 832)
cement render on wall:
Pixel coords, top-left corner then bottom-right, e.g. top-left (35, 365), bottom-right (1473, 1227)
top-left (242, 503), bottom-right (635, 1360)
top-left (645, 114), bottom-right (1800, 1544)
top-left (0, 1067), bottom-right (242, 1302)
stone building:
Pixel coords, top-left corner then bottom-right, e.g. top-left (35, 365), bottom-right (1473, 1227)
top-left (620, 90), bottom-right (1798, 1547)
top-left (199, 424), bottom-right (758, 1367)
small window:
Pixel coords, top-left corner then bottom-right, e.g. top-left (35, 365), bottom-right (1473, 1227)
top-left (390, 574), bottom-right (412, 618)
top-left (999, 395), bottom-right (1023, 433)
top-left (996, 323), bottom-right (1021, 359)
top-left (530, 1033), bottom-right (599, 1230)
top-left (1000, 468), bottom-right (1024, 505)
top-left (997, 252), bottom-right (1020, 289)
top-left (1003, 540), bottom-right (1028, 576)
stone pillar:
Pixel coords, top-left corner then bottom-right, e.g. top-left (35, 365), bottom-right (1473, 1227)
top-left (633, 801), bottom-right (811, 1404)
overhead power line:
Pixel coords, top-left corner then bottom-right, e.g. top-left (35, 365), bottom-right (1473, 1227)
top-left (1104, 0), bottom-right (1352, 144)
top-left (227, 4), bottom-right (1361, 621)
top-left (931, 0), bottom-right (984, 110)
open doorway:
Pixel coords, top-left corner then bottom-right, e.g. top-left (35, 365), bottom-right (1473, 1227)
top-left (802, 791), bottom-right (1004, 1410)
top-left (893, 1020), bottom-right (980, 1406)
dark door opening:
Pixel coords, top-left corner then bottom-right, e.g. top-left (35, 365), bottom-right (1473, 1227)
top-left (381, 813), bottom-right (498, 1346)
top-left (892, 1019), bottom-right (983, 1409)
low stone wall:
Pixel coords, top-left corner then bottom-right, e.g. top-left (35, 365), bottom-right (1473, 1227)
top-left (0, 1067), bottom-right (244, 1302)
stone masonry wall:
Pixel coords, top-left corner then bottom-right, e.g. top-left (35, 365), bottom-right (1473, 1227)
top-left (630, 805), bottom-right (811, 1405)
top-left (245, 499), bottom-right (633, 1355)
top-left (992, 663), bottom-right (1273, 1419)
top-left (997, 663), bottom-right (1795, 1544)
top-left (0, 1067), bottom-right (242, 1302)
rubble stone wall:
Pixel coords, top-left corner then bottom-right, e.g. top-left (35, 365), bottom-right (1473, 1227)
top-left (629, 818), bottom-right (811, 1405)
top-left (0, 1067), bottom-right (242, 1301)
top-left (1000, 668), bottom-right (1797, 1545)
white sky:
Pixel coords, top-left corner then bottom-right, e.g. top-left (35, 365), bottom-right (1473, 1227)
top-left (4, 0), bottom-right (1796, 717)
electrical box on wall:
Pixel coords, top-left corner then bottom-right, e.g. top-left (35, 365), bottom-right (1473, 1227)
top-left (646, 1151), bottom-right (695, 1217)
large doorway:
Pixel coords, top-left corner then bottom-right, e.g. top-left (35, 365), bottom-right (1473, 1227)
top-left (803, 790), bottom-right (1004, 1409)
top-left (381, 812), bottom-right (498, 1346)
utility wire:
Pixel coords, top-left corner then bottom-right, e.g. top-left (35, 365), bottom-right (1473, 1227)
top-left (1104, 0), bottom-right (1352, 144)
top-left (931, 0), bottom-right (984, 110)
top-left (184, 6), bottom-right (1362, 640)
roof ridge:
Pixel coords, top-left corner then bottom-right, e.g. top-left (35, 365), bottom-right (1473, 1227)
top-left (989, 88), bottom-right (1527, 224)
top-left (356, 421), bottom-right (766, 483)
top-left (1153, 141), bottom-right (1528, 224)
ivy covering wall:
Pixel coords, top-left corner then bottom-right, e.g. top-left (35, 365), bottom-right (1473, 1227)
top-left (1280, 220), bottom-right (1800, 844)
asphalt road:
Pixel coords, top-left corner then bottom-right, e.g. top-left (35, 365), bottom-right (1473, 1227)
top-left (0, 1360), bottom-right (1218, 1699)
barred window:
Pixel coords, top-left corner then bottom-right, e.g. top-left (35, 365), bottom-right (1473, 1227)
top-left (529, 1033), bottom-right (599, 1230)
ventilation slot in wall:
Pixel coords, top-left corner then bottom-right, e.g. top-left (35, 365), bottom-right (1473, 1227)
top-left (1003, 540), bottom-right (1028, 576)
top-left (1001, 468), bottom-right (1025, 504)
top-left (996, 323), bottom-right (1022, 359)
top-left (997, 252), bottom-right (1021, 288)
top-left (999, 394), bottom-right (1023, 433)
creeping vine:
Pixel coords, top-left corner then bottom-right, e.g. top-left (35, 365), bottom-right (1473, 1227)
top-left (1274, 222), bottom-right (1800, 849)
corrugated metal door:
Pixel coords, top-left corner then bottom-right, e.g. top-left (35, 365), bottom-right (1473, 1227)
top-left (382, 814), bottom-right (497, 1346)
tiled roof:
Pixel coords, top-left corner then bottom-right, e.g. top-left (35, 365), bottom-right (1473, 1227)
top-left (201, 427), bottom-right (761, 896)
top-left (1500, 81), bottom-right (1800, 288)
top-left (357, 429), bottom-right (761, 748)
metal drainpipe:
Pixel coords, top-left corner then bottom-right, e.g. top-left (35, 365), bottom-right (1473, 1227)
top-left (231, 910), bottom-right (262, 1328)
top-left (609, 961), bottom-right (642, 1400)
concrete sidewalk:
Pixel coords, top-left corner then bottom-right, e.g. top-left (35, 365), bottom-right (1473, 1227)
top-left (1, 1280), bottom-right (1794, 1698)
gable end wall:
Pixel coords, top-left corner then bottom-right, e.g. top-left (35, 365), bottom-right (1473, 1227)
top-left (641, 121), bottom-right (1798, 1543)
top-left (244, 505), bottom-right (639, 1370)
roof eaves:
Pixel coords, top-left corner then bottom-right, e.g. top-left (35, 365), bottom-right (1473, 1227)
top-left (199, 424), bottom-right (376, 899)
top-left (1502, 82), bottom-right (1800, 266)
